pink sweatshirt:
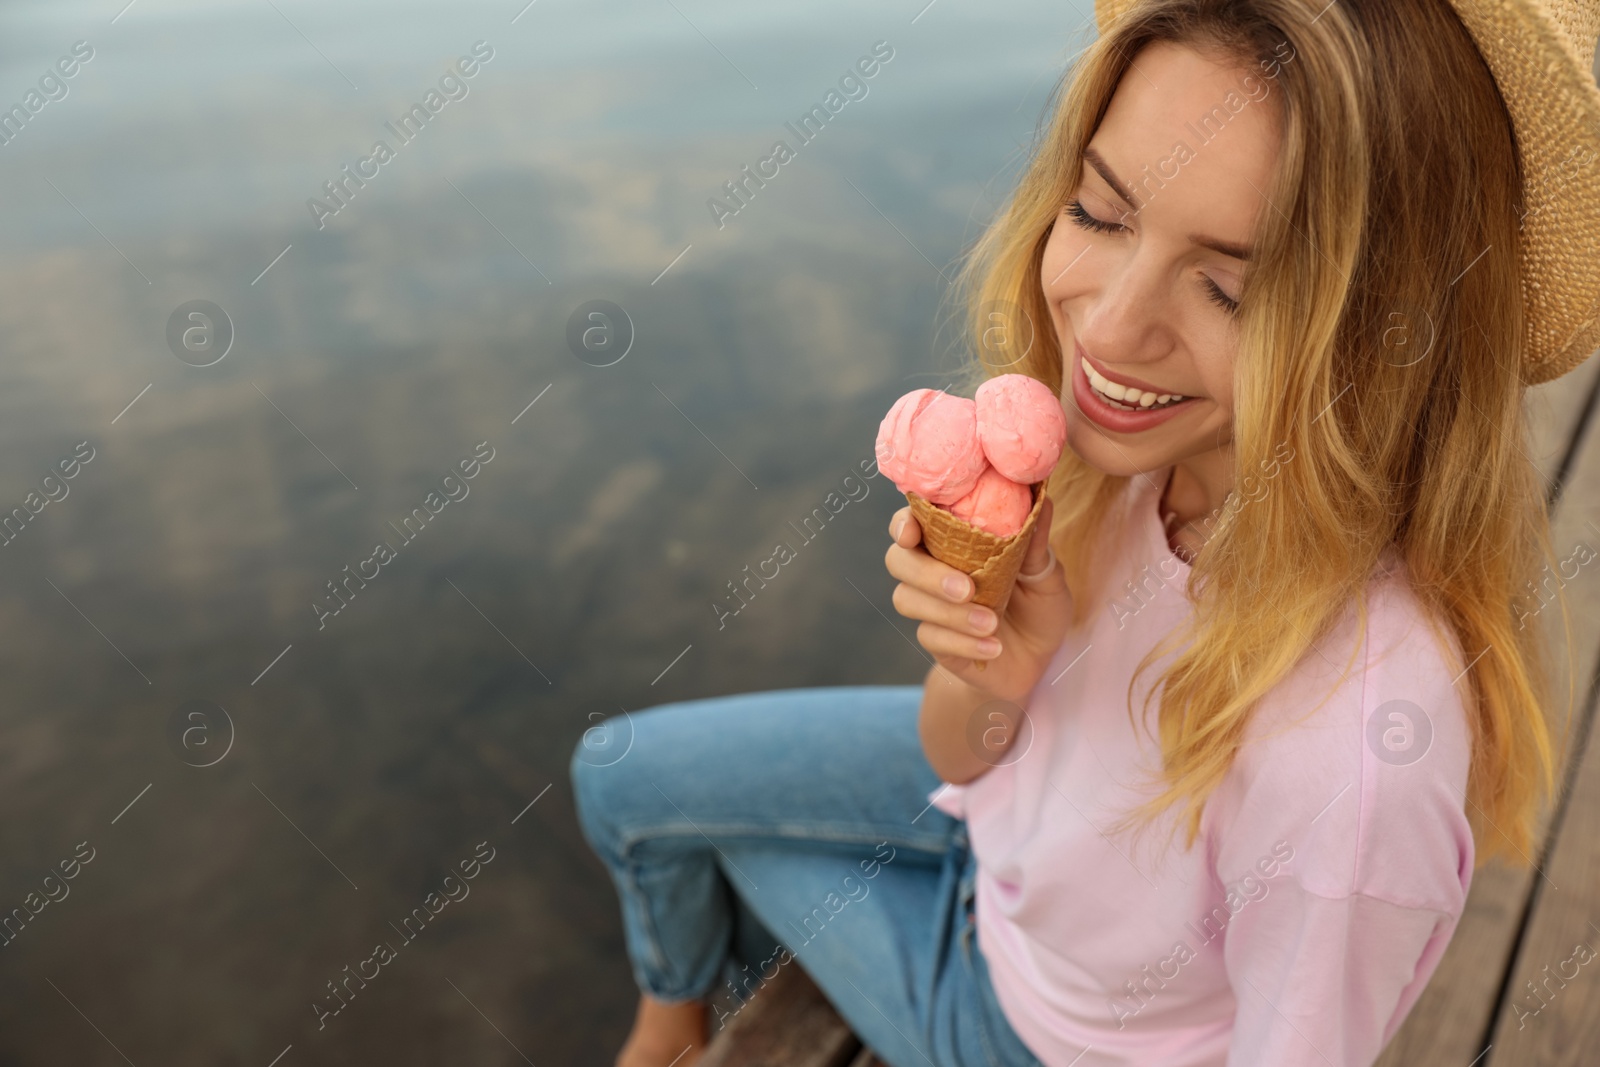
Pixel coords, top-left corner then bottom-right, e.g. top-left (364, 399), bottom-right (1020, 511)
top-left (928, 466), bottom-right (1475, 1066)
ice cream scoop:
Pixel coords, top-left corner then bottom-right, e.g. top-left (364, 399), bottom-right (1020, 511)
top-left (948, 464), bottom-right (1034, 538)
top-left (875, 389), bottom-right (988, 505)
top-left (975, 374), bottom-right (1067, 484)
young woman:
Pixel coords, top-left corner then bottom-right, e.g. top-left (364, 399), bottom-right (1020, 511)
top-left (572, 0), bottom-right (1600, 1064)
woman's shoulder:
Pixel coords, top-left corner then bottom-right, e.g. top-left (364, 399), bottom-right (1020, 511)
top-left (1205, 557), bottom-right (1475, 912)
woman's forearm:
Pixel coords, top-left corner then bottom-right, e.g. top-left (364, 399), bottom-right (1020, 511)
top-left (917, 663), bottom-right (1023, 784)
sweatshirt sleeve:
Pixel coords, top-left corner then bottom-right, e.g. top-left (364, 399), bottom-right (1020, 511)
top-left (1221, 882), bottom-right (1460, 1065)
top-left (926, 780), bottom-right (966, 819)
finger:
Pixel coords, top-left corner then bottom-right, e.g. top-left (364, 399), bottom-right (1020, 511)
top-left (1017, 495), bottom-right (1057, 578)
top-left (930, 656), bottom-right (975, 678)
top-left (892, 582), bottom-right (999, 637)
top-left (916, 620), bottom-right (1002, 662)
top-left (885, 542), bottom-right (975, 602)
top-left (889, 507), bottom-right (922, 548)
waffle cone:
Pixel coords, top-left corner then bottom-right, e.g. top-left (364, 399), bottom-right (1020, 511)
top-left (906, 483), bottom-right (1045, 612)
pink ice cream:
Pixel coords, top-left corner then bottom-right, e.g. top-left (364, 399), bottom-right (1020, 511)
top-left (948, 464), bottom-right (1034, 538)
top-left (975, 374), bottom-right (1067, 484)
top-left (875, 389), bottom-right (988, 504)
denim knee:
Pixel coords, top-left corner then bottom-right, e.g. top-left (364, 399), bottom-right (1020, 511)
top-left (569, 717), bottom-right (631, 858)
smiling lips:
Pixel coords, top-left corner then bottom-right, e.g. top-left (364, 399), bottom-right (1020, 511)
top-left (1080, 357), bottom-right (1188, 410)
top-left (1070, 353), bottom-right (1198, 433)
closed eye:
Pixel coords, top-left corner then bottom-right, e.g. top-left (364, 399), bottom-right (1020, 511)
top-left (1064, 199), bottom-right (1241, 317)
top-left (1064, 198), bottom-right (1123, 234)
top-left (1202, 276), bottom-right (1240, 315)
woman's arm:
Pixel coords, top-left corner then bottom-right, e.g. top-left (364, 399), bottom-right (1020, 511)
top-left (916, 661), bottom-right (1026, 783)
top-left (884, 496), bottom-right (1072, 784)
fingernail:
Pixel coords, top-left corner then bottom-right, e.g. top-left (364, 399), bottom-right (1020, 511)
top-left (943, 575), bottom-right (970, 600)
top-left (978, 637), bottom-right (1001, 657)
top-left (891, 517), bottom-right (903, 540)
top-left (968, 608), bottom-right (994, 633)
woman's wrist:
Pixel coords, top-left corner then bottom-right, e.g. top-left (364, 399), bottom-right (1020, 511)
top-left (917, 662), bottom-right (1009, 784)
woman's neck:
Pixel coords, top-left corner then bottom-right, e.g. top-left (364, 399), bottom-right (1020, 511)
top-left (1160, 454), bottom-right (1234, 559)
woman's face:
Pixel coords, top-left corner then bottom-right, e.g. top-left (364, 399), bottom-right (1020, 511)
top-left (1040, 40), bottom-right (1282, 480)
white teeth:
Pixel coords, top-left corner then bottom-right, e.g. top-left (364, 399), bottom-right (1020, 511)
top-left (1080, 357), bottom-right (1187, 411)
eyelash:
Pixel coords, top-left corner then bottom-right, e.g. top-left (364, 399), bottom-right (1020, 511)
top-left (1062, 198), bottom-right (1241, 316)
top-left (1202, 277), bottom-right (1241, 315)
top-left (1063, 198), bottom-right (1121, 234)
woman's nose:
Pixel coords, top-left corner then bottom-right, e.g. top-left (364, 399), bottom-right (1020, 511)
top-left (1074, 250), bottom-right (1170, 355)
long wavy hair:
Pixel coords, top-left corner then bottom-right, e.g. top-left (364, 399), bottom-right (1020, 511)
top-left (951, 0), bottom-right (1571, 868)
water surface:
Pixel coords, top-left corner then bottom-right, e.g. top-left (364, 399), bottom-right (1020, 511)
top-left (0, 1), bottom-right (1094, 1062)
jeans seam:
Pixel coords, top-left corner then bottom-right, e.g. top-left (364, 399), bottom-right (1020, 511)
top-left (612, 822), bottom-right (946, 1002)
top-left (573, 793), bottom-right (684, 997)
top-left (615, 820), bottom-right (952, 857)
top-left (620, 851), bottom-right (680, 992)
top-left (959, 849), bottom-right (1037, 1067)
top-left (961, 921), bottom-right (1006, 1067)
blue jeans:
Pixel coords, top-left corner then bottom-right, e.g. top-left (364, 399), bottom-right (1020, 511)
top-left (569, 685), bottom-right (1044, 1067)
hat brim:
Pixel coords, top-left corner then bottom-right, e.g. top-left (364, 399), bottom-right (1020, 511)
top-left (1447, 0), bottom-right (1600, 383)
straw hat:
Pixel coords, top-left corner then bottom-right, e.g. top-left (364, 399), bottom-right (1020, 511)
top-left (1093, 0), bottom-right (1600, 385)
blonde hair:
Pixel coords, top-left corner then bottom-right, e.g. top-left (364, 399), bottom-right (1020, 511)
top-left (950, 0), bottom-right (1570, 868)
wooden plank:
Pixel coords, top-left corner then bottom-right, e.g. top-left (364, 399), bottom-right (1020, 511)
top-left (1377, 351), bottom-right (1600, 1067)
top-left (1485, 687), bottom-right (1600, 1064)
top-left (1482, 367), bottom-right (1600, 1064)
top-left (1529, 349), bottom-right (1600, 488)
top-left (698, 963), bottom-right (862, 1067)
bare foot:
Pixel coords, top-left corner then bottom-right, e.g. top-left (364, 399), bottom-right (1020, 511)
top-left (616, 992), bottom-right (708, 1067)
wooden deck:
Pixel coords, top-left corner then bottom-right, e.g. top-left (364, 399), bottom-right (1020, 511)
top-left (1377, 352), bottom-right (1600, 1067)
top-left (700, 349), bottom-right (1600, 1067)
top-left (698, 965), bottom-right (883, 1067)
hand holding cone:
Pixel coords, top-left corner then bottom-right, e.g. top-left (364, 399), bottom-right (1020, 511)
top-left (876, 376), bottom-right (1066, 654)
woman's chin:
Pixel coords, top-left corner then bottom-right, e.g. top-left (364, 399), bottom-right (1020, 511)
top-left (1063, 420), bottom-right (1166, 478)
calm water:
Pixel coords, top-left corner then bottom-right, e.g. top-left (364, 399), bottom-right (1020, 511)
top-left (0, 1), bottom-right (1095, 1062)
